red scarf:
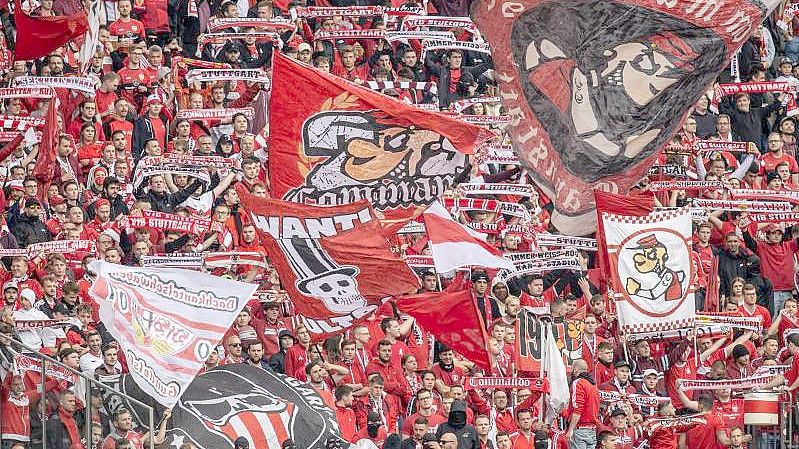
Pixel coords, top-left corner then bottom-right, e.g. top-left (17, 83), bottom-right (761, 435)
top-left (58, 407), bottom-right (81, 446)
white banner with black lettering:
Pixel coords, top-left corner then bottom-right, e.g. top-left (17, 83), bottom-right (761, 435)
top-left (88, 261), bottom-right (258, 407)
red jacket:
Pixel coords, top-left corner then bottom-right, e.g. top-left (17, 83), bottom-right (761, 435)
top-left (354, 394), bottom-right (401, 434)
top-left (569, 377), bottom-right (600, 427)
top-left (283, 344), bottom-right (310, 381)
top-left (336, 405), bottom-right (358, 443)
top-left (366, 358), bottom-right (411, 405)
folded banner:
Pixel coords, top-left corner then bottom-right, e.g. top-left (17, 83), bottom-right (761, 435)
top-left (679, 374), bottom-right (775, 391)
top-left (161, 364), bottom-right (344, 449)
top-left (535, 234), bottom-right (598, 251)
top-left (203, 251), bottom-right (267, 269)
top-left (88, 260), bottom-right (258, 407)
top-left (463, 376), bottom-right (549, 391)
top-left (604, 208), bottom-right (696, 334)
top-left (315, 29), bottom-right (386, 40)
top-left (443, 197), bottom-right (500, 213)
top-left (268, 52), bottom-right (494, 230)
top-left (207, 17), bottom-right (296, 32)
top-left (506, 249), bottom-right (579, 263)
top-left (694, 140), bottom-right (752, 153)
top-left (12, 76), bottom-right (96, 95)
top-left (294, 5), bottom-right (384, 16)
top-left (598, 390), bottom-right (672, 407)
top-left (132, 158), bottom-right (211, 190)
top-left (422, 40), bottom-right (492, 57)
top-left (176, 108), bottom-right (255, 121)
top-left (241, 193), bottom-right (419, 338)
top-left (495, 258), bottom-right (582, 283)
top-left (695, 313), bottom-right (762, 332)
top-left (28, 239), bottom-right (96, 254)
top-left (747, 212), bottom-right (799, 224)
top-left (162, 154), bottom-right (238, 169)
top-left (401, 16), bottom-right (478, 33)
top-left (457, 114), bottom-right (511, 125)
top-left (0, 87), bottom-right (55, 99)
top-left (140, 254), bottom-right (205, 269)
top-left (386, 31), bottom-right (456, 42)
top-left (404, 255), bottom-right (435, 268)
top-left (646, 414), bottom-right (707, 432)
top-left (14, 354), bottom-right (77, 383)
top-left (755, 364), bottom-right (790, 376)
top-left (14, 319), bottom-right (70, 331)
top-left (395, 290), bottom-right (491, 371)
top-left (125, 210), bottom-right (221, 235)
top-left (648, 181), bottom-right (725, 191)
top-left (472, 0), bottom-right (777, 235)
top-left (691, 199), bottom-right (793, 212)
top-left (364, 80), bottom-right (438, 95)
top-left (0, 115), bottom-right (44, 127)
top-left (457, 183), bottom-right (533, 197)
top-left (396, 221), bottom-right (426, 234)
top-left (451, 96), bottom-right (502, 113)
top-left (185, 69), bottom-right (271, 84)
top-left (729, 188), bottom-right (799, 204)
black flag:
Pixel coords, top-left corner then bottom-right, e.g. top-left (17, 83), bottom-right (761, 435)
top-left (159, 365), bottom-right (343, 449)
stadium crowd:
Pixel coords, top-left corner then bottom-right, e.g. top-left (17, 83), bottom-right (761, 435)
top-left (0, 0), bottom-right (799, 449)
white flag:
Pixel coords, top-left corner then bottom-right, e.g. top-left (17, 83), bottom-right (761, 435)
top-left (88, 261), bottom-right (258, 407)
top-left (543, 323), bottom-right (569, 423)
top-left (602, 208), bottom-right (696, 334)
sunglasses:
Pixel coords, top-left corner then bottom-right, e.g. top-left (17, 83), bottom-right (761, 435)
top-left (229, 343), bottom-right (241, 347)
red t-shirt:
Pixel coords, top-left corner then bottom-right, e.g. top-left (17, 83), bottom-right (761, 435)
top-left (685, 412), bottom-right (726, 449)
top-left (150, 116), bottom-right (166, 148)
top-left (737, 304), bottom-right (772, 330)
top-left (713, 398), bottom-right (745, 430)
top-left (760, 152), bottom-right (799, 174)
top-left (431, 363), bottom-right (466, 387)
top-left (108, 18), bottom-right (146, 39)
top-left (401, 411), bottom-right (446, 436)
top-left (94, 88), bottom-right (118, 117)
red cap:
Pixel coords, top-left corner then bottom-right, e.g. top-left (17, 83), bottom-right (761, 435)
top-left (49, 195), bottom-right (66, 206)
top-left (634, 234), bottom-right (659, 249)
top-left (94, 198), bottom-right (111, 208)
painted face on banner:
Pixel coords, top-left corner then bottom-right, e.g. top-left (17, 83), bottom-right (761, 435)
top-left (286, 110), bottom-right (468, 212)
top-left (168, 366), bottom-right (341, 449)
top-left (472, 0), bottom-right (771, 234)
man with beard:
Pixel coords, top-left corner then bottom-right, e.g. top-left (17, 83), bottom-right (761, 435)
top-left (565, 359), bottom-right (599, 449)
top-left (367, 340), bottom-right (411, 407)
top-left (472, 272), bottom-right (501, 329)
top-left (432, 346), bottom-right (467, 395)
top-left (491, 280), bottom-right (514, 313)
top-left (245, 341), bottom-right (273, 371)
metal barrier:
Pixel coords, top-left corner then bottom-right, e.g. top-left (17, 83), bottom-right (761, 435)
top-left (0, 338), bottom-right (155, 449)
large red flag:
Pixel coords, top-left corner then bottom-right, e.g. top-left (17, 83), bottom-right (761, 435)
top-left (32, 95), bottom-right (59, 201)
top-left (239, 191), bottom-right (419, 340)
top-left (268, 52), bottom-right (494, 231)
top-left (395, 290), bottom-right (491, 372)
top-left (13, 0), bottom-right (89, 61)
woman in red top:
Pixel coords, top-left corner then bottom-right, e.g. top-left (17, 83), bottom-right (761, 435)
top-left (76, 122), bottom-right (103, 178)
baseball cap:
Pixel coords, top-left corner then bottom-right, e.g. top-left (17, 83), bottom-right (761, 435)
top-left (278, 330), bottom-right (297, 341)
top-left (49, 195), bottom-right (66, 206)
top-left (146, 94), bottom-right (162, 105)
top-left (610, 408), bottom-right (627, 418)
top-left (780, 56), bottom-right (793, 66)
top-left (3, 282), bottom-right (18, 292)
top-left (298, 42), bottom-right (312, 53)
top-left (613, 360), bottom-right (631, 369)
top-left (25, 199), bottom-right (41, 208)
top-left (642, 368), bottom-right (659, 378)
top-left (8, 180), bottom-right (23, 191)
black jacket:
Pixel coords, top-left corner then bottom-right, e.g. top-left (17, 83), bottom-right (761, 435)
top-left (716, 247), bottom-right (755, 295)
top-left (12, 213), bottom-right (52, 247)
top-left (436, 400), bottom-right (479, 449)
top-left (45, 409), bottom-right (86, 449)
top-left (136, 180), bottom-right (201, 213)
top-left (132, 114), bottom-right (169, 161)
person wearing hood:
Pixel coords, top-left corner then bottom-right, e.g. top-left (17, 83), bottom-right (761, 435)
top-left (435, 399), bottom-right (479, 449)
top-left (716, 232), bottom-right (756, 297)
top-left (565, 359), bottom-right (600, 449)
top-left (742, 255), bottom-right (773, 312)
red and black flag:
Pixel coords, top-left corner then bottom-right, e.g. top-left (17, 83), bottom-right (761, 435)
top-left (472, 0), bottom-right (778, 235)
top-left (268, 52), bottom-right (494, 231)
top-left (239, 192), bottom-right (419, 339)
top-left (160, 365), bottom-right (344, 449)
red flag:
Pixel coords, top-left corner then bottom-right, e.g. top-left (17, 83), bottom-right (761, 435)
top-left (32, 95), bottom-right (58, 201)
top-left (395, 290), bottom-right (491, 372)
top-left (704, 256), bottom-right (720, 312)
top-left (13, 0), bottom-right (89, 61)
top-left (594, 189), bottom-right (654, 280)
top-left (239, 192), bottom-right (419, 340)
top-left (268, 52), bottom-right (494, 231)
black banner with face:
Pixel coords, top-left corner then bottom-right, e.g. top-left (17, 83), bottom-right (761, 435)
top-left (472, 0), bottom-right (775, 235)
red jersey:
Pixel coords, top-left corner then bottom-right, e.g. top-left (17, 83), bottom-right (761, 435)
top-left (737, 304), bottom-right (772, 329)
top-left (685, 412), bottom-right (726, 449)
top-left (283, 344), bottom-right (309, 381)
top-left (432, 363), bottom-right (466, 387)
top-left (108, 18), bottom-right (146, 39)
top-left (713, 398), bottom-right (745, 430)
top-left (760, 152), bottom-right (799, 174)
top-left (401, 411), bottom-right (446, 436)
top-left (665, 359), bottom-right (697, 407)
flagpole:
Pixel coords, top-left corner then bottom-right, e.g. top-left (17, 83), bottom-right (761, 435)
top-left (538, 320), bottom-right (546, 422)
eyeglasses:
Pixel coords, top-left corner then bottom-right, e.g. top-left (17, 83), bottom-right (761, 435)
top-left (229, 343), bottom-right (241, 347)
top-left (440, 440), bottom-right (457, 444)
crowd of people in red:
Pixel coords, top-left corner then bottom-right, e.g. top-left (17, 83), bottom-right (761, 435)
top-left (0, 0), bottom-right (798, 449)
